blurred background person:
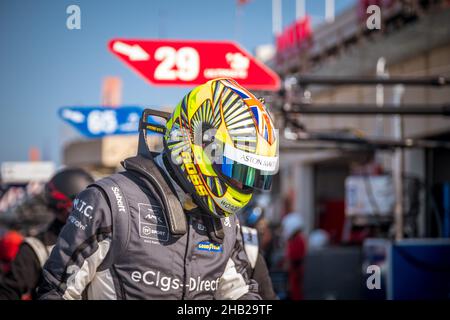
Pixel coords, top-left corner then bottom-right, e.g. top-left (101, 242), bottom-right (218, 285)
top-left (282, 212), bottom-right (307, 300)
top-left (0, 168), bottom-right (94, 300)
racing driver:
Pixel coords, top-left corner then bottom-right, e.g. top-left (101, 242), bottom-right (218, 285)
top-left (37, 78), bottom-right (279, 300)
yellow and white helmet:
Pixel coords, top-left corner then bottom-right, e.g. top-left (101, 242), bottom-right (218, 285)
top-left (164, 78), bottom-right (278, 218)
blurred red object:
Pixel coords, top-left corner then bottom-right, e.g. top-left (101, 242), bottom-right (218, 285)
top-left (286, 232), bottom-right (307, 300)
top-left (101, 76), bottom-right (122, 108)
top-left (276, 15), bottom-right (312, 54)
top-left (319, 200), bottom-right (346, 244)
top-left (28, 147), bottom-right (41, 162)
top-left (0, 230), bottom-right (24, 272)
top-left (237, 0), bottom-right (251, 5)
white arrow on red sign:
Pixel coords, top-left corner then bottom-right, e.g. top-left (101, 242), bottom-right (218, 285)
top-left (108, 39), bottom-right (280, 91)
top-left (112, 41), bottom-right (150, 61)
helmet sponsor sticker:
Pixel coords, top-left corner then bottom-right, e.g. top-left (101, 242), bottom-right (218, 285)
top-left (223, 143), bottom-right (278, 172)
top-left (214, 198), bottom-right (241, 215)
top-left (180, 151), bottom-right (208, 196)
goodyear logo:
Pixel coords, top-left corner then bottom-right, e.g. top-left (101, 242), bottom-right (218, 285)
top-left (196, 241), bottom-right (223, 253)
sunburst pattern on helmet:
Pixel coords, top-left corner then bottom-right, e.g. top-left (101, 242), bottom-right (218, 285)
top-left (212, 80), bottom-right (257, 153)
top-left (166, 98), bottom-right (191, 168)
top-left (189, 97), bottom-right (226, 198)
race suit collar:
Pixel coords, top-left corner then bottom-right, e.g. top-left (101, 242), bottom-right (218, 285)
top-left (122, 155), bottom-right (188, 235)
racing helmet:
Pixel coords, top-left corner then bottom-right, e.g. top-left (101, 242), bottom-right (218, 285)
top-left (45, 168), bottom-right (94, 217)
top-left (163, 78), bottom-right (279, 218)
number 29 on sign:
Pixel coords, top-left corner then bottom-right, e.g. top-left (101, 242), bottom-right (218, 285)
top-left (154, 47), bottom-right (200, 81)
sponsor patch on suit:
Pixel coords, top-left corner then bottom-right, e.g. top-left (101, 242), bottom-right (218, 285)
top-left (196, 241), bottom-right (223, 253)
top-left (138, 203), bottom-right (169, 243)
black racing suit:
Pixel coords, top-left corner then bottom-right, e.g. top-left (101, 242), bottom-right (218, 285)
top-left (0, 219), bottom-right (64, 300)
top-left (37, 155), bottom-right (260, 300)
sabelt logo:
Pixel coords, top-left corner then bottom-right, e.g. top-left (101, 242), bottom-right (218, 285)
top-left (131, 270), bottom-right (220, 292)
top-left (111, 186), bottom-right (126, 212)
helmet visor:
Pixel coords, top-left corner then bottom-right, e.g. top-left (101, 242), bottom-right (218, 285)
top-left (213, 143), bottom-right (278, 191)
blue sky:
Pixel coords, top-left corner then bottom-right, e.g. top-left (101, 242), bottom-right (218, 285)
top-left (0, 0), bottom-right (355, 164)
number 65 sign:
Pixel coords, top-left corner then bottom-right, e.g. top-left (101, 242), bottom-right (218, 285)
top-left (108, 39), bottom-right (280, 91)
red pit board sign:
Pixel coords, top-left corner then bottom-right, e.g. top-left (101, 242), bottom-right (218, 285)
top-left (109, 39), bottom-right (280, 91)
